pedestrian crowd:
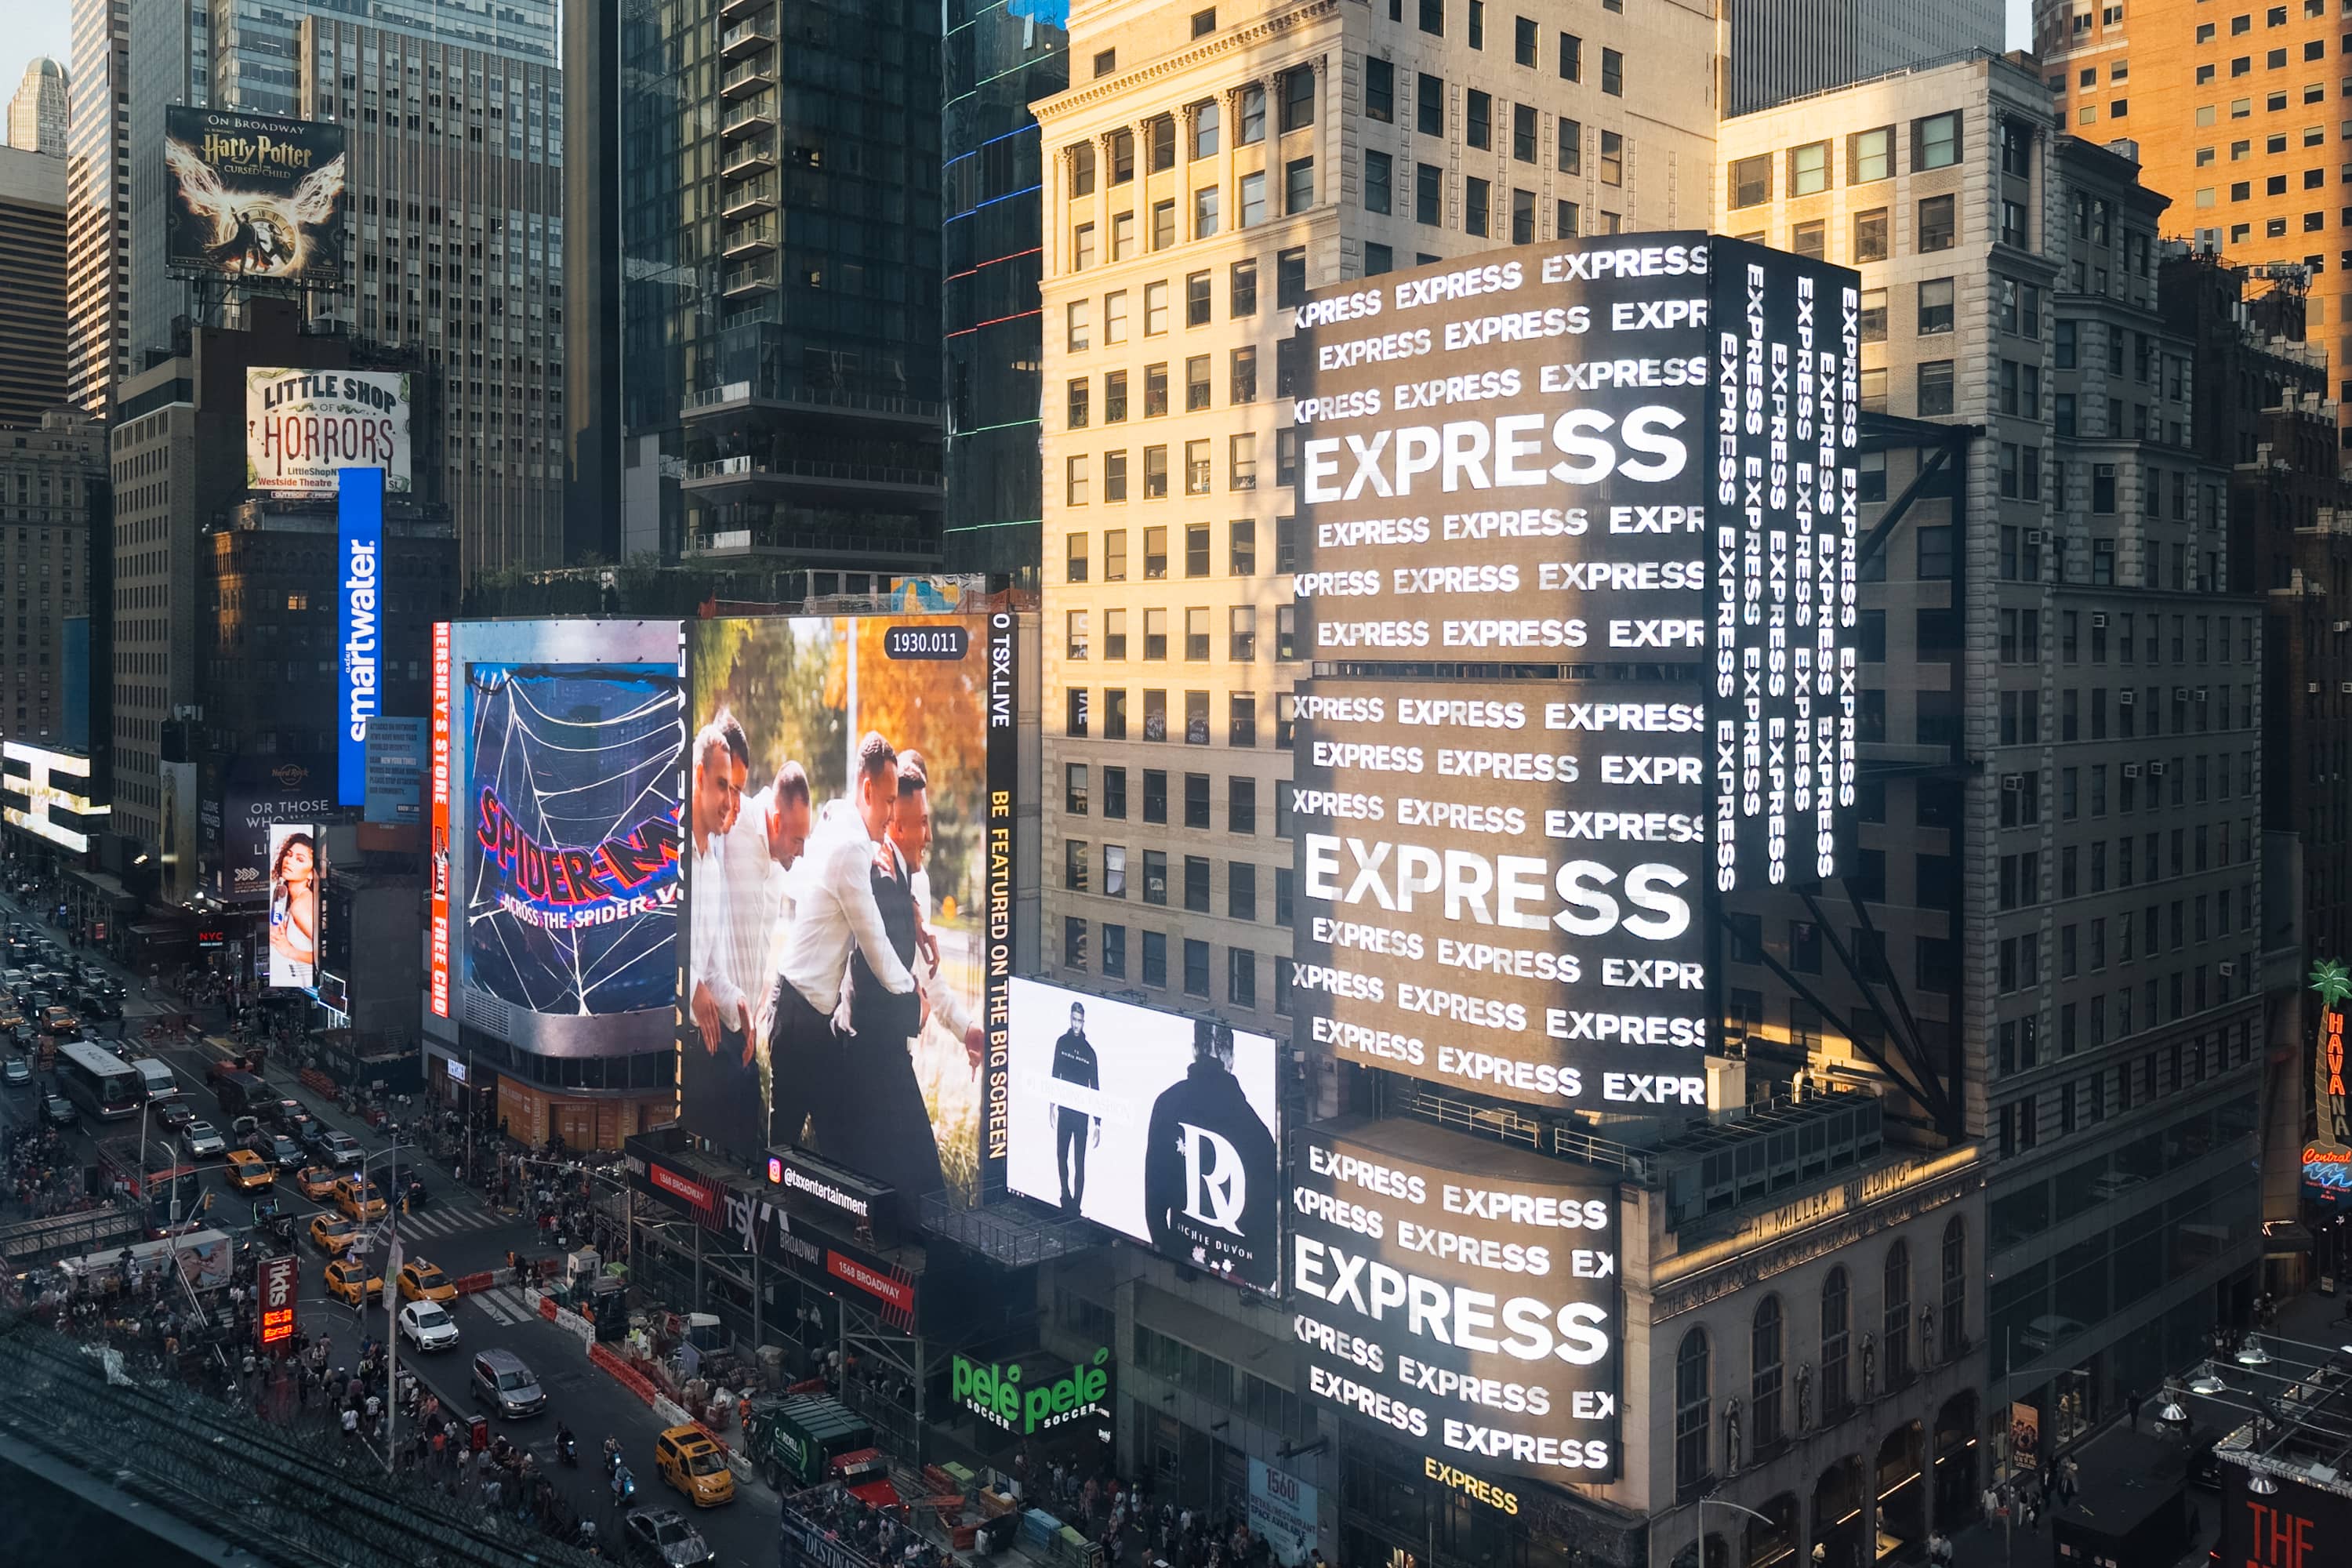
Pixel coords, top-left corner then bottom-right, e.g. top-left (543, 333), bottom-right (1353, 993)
top-left (2, 1123), bottom-right (100, 1218)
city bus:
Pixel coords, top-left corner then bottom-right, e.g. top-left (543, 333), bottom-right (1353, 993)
top-left (55, 1039), bottom-right (140, 1120)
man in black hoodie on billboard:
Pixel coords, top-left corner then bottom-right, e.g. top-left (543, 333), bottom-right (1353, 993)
top-left (1051, 1001), bottom-right (1098, 1211)
top-left (1143, 1021), bottom-right (1276, 1289)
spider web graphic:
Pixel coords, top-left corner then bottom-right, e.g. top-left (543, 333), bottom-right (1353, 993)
top-left (464, 662), bottom-right (684, 1018)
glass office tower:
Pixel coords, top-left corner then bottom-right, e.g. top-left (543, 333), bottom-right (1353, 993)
top-left (941, 0), bottom-right (1065, 574)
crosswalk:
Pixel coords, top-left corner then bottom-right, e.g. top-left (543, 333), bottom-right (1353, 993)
top-left (468, 1284), bottom-right (536, 1326)
top-left (388, 1202), bottom-right (506, 1240)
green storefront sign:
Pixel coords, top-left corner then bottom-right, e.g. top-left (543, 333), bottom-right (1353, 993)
top-left (953, 1345), bottom-right (1113, 1436)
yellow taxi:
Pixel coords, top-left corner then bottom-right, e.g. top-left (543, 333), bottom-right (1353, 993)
top-left (397, 1257), bottom-right (458, 1303)
top-left (323, 1257), bottom-right (384, 1307)
top-left (224, 1148), bottom-right (276, 1191)
top-left (332, 1175), bottom-right (387, 1221)
top-left (654, 1425), bottom-right (735, 1507)
top-left (294, 1165), bottom-right (340, 1201)
top-left (308, 1212), bottom-right (361, 1254)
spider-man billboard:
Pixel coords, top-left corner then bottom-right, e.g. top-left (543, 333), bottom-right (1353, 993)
top-left (164, 107), bottom-right (348, 284)
top-left (449, 620), bottom-right (686, 1058)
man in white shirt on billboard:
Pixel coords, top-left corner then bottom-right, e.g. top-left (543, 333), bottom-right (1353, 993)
top-left (726, 759), bottom-right (811, 1142)
top-left (764, 731), bottom-right (914, 1151)
top-left (684, 715), bottom-right (756, 1155)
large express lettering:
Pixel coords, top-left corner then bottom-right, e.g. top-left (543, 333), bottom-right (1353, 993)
top-left (1290, 1234), bottom-right (1610, 1365)
top-left (1301, 835), bottom-right (1693, 941)
top-left (1301, 409), bottom-right (1690, 503)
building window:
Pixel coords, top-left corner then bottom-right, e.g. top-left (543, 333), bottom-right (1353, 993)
top-left (1465, 177), bottom-right (1490, 236)
top-left (1141, 930), bottom-right (1167, 988)
top-left (1730, 154), bottom-right (1771, 209)
top-left (1600, 46), bottom-right (1621, 95)
top-left (1918, 194), bottom-right (1956, 251)
top-left (1416, 72), bottom-right (1443, 136)
top-left (1883, 1240), bottom-right (1913, 1385)
top-left (1239, 83), bottom-right (1265, 144)
top-left (1913, 110), bottom-right (1961, 169)
top-left (1192, 99), bottom-right (1221, 158)
top-left (1228, 947), bottom-right (1255, 1008)
top-left (1286, 157), bottom-right (1316, 215)
top-left (1559, 31), bottom-right (1581, 81)
top-left (1918, 278), bottom-right (1955, 334)
top-left (1599, 131), bottom-right (1622, 186)
top-left (1364, 150), bottom-right (1392, 214)
top-left (1751, 1296), bottom-right (1784, 1449)
top-left (1940, 1216), bottom-right (1967, 1358)
top-left (1854, 207), bottom-right (1888, 263)
top-left (1851, 125), bottom-right (1894, 183)
top-left (1466, 89), bottom-right (1491, 150)
top-left (1280, 67), bottom-right (1316, 132)
top-left (1183, 938), bottom-right (1209, 997)
top-left (1789, 141), bottom-right (1828, 195)
top-left (1674, 1330), bottom-right (1711, 1495)
top-left (1820, 1266), bottom-right (1851, 1418)
top-left (1364, 60), bottom-right (1392, 123)
top-left (1917, 361), bottom-right (1955, 416)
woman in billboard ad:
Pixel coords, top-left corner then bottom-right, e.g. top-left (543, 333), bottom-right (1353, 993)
top-left (267, 825), bottom-right (318, 988)
top-left (684, 615), bottom-right (1001, 1224)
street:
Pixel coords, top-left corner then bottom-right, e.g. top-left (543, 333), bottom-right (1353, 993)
top-left (0, 890), bottom-right (783, 1568)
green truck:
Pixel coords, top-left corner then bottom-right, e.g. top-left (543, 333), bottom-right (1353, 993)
top-left (742, 1393), bottom-right (902, 1509)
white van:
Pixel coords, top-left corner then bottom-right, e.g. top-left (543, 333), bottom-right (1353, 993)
top-left (131, 1056), bottom-right (176, 1101)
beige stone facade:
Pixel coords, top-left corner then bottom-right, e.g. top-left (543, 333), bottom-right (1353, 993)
top-left (1033, 0), bottom-right (1718, 1036)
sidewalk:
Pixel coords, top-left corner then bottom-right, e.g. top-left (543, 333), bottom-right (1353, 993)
top-left (1941, 1288), bottom-right (2352, 1568)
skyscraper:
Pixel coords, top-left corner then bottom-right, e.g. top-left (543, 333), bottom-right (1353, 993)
top-left (942, 0), bottom-right (1067, 574)
top-left (7, 57), bottom-right (71, 157)
top-left (0, 147), bottom-right (69, 422)
top-left (65, 0), bottom-right (130, 414)
top-left (124, 0), bottom-right (557, 379)
top-left (567, 0), bottom-right (946, 570)
top-left (1721, 0), bottom-right (2005, 116)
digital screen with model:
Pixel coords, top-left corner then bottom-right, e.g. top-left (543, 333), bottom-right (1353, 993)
top-left (1004, 978), bottom-right (1282, 1291)
top-left (680, 614), bottom-right (1020, 1222)
top-left (266, 822), bottom-right (319, 990)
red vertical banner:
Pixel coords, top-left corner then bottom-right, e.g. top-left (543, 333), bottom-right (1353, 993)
top-left (429, 621), bottom-right (452, 1017)
top-left (258, 1253), bottom-right (297, 1352)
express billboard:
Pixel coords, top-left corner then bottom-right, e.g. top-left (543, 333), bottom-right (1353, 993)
top-left (1287, 1118), bottom-right (1621, 1483)
top-left (681, 614), bottom-right (1020, 1219)
top-left (265, 822), bottom-right (319, 989)
top-left (1289, 236), bottom-right (1860, 1105)
top-left (164, 107), bottom-right (347, 283)
top-left (1005, 978), bottom-right (1281, 1290)
top-left (1290, 679), bottom-right (1708, 1112)
top-left (246, 370), bottom-right (411, 496)
top-left (449, 620), bottom-right (684, 1055)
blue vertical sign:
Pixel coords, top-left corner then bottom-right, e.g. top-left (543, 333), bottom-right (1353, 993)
top-left (337, 466), bottom-right (384, 808)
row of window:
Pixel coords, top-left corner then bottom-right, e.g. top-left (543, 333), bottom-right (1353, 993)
top-left (1991, 607), bottom-right (2259, 673)
top-left (1399, 0), bottom-right (1625, 86)
top-left (1065, 519), bottom-right (1282, 581)
top-left (1062, 842), bottom-right (1290, 924)
top-left (1994, 1007), bottom-right (2256, 1146)
top-left (1755, 195), bottom-right (1958, 269)
top-left (1062, 918), bottom-right (1278, 1011)
top-left (2191, 81), bottom-right (2336, 123)
top-left (1065, 604), bottom-right (1283, 664)
top-left (1065, 685), bottom-right (1299, 742)
top-left (1066, 351), bottom-right (1258, 426)
top-left (1065, 253), bottom-right (1292, 346)
top-left (1062, 437), bottom-right (1270, 502)
top-left (1726, 112), bottom-right (1966, 210)
top-left (1672, 1230), bottom-right (1965, 1492)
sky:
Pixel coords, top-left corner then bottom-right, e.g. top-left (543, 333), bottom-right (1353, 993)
top-left (8, 0), bottom-right (2037, 103)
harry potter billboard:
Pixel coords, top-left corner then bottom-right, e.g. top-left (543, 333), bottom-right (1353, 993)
top-left (165, 107), bottom-right (348, 283)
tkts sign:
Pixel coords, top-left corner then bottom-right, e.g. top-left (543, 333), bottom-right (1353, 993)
top-left (258, 1253), bottom-right (297, 1350)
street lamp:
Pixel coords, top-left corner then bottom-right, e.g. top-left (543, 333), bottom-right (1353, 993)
top-left (1689, 1497), bottom-right (1774, 1568)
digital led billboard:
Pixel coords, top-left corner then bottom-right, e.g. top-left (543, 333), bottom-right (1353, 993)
top-left (1005, 978), bottom-right (1281, 1290)
top-left (1289, 235), bottom-right (1860, 1109)
top-left (1290, 679), bottom-right (1709, 1111)
top-left (266, 822), bottom-right (318, 990)
top-left (681, 613), bottom-right (1020, 1218)
top-left (1287, 1118), bottom-right (1621, 1483)
top-left (164, 107), bottom-right (347, 282)
top-left (448, 619), bottom-right (684, 1055)
top-left (337, 465), bottom-right (384, 809)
